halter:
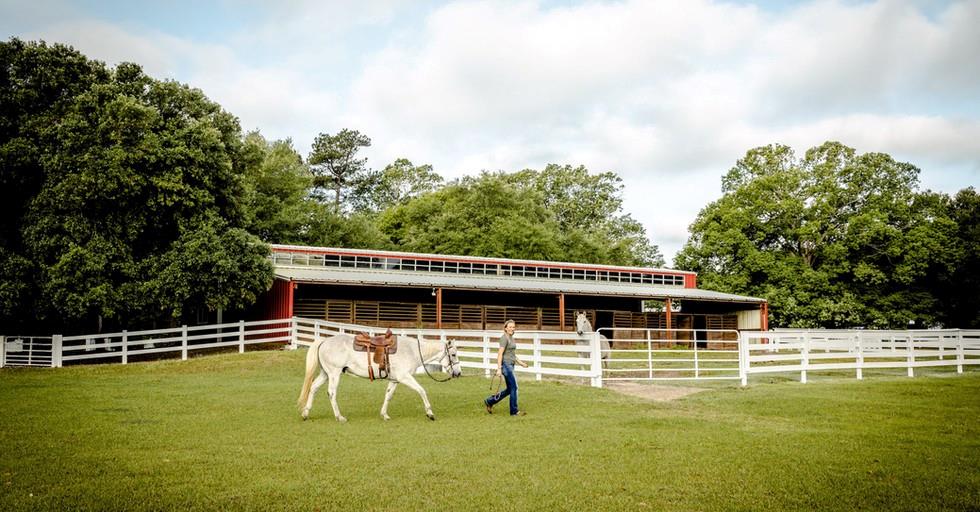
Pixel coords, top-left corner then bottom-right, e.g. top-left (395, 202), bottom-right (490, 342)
top-left (417, 338), bottom-right (460, 383)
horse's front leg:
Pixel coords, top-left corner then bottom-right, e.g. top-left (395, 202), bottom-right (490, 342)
top-left (326, 369), bottom-right (347, 423)
top-left (400, 375), bottom-right (435, 421)
top-left (380, 381), bottom-right (398, 421)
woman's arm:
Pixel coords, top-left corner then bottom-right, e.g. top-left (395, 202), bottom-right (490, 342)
top-left (496, 346), bottom-right (505, 373)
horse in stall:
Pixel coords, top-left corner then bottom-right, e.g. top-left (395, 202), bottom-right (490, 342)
top-left (575, 311), bottom-right (611, 368)
top-left (297, 331), bottom-right (461, 422)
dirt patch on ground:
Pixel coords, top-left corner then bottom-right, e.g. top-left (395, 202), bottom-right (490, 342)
top-left (604, 382), bottom-right (709, 402)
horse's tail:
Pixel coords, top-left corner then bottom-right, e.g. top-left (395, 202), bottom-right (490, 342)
top-left (297, 338), bottom-right (323, 409)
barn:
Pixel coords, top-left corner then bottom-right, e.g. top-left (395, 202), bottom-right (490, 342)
top-left (255, 244), bottom-right (767, 343)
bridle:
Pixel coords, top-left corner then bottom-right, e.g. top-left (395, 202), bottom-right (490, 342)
top-left (417, 338), bottom-right (460, 383)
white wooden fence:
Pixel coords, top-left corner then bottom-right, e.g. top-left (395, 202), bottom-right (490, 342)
top-left (4, 320), bottom-right (980, 388)
top-left (740, 329), bottom-right (980, 385)
top-left (2, 319), bottom-right (293, 368)
top-left (292, 318), bottom-right (606, 387)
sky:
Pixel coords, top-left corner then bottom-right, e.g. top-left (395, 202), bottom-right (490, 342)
top-left (3, 0), bottom-right (978, 265)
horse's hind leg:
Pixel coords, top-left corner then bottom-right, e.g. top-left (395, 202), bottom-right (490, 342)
top-left (326, 369), bottom-right (347, 423)
top-left (302, 371), bottom-right (327, 420)
top-left (400, 375), bottom-right (435, 421)
top-left (380, 381), bottom-right (398, 421)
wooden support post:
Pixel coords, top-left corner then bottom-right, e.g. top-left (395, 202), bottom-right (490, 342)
top-left (665, 298), bottom-right (673, 342)
top-left (559, 293), bottom-right (566, 331)
top-left (435, 288), bottom-right (443, 329)
top-left (761, 302), bottom-right (769, 331)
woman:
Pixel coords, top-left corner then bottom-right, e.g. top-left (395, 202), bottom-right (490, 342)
top-left (484, 319), bottom-right (528, 416)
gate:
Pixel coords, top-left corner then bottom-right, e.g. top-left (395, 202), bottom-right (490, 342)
top-left (1, 335), bottom-right (58, 368)
top-left (599, 327), bottom-right (742, 382)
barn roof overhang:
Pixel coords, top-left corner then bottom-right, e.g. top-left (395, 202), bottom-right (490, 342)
top-left (273, 266), bottom-right (765, 305)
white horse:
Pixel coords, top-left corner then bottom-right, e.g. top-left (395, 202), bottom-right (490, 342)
top-left (298, 333), bottom-right (461, 422)
top-left (575, 312), bottom-right (611, 367)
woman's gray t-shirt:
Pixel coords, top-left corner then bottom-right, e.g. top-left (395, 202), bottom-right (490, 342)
top-left (499, 333), bottom-right (517, 364)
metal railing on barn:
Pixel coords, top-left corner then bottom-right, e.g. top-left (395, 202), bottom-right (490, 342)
top-left (4, 320), bottom-right (980, 387)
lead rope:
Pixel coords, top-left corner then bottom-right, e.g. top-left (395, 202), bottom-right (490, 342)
top-left (489, 372), bottom-right (502, 396)
top-left (417, 337), bottom-right (454, 383)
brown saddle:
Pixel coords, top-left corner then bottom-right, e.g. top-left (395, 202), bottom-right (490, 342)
top-left (353, 328), bottom-right (397, 381)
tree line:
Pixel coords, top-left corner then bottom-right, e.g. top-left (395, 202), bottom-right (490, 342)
top-left (1, 39), bottom-right (976, 334)
top-left (0, 39), bottom-right (659, 334)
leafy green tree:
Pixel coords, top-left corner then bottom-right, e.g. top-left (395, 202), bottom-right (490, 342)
top-left (308, 128), bottom-right (371, 208)
top-left (239, 131), bottom-right (315, 243)
top-left (350, 158), bottom-right (443, 213)
top-left (302, 203), bottom-right (390, 249)
top-left (934, 188), bottom-right (980, 327)
top-left (676, 141), bottom-right (953, 328)
top-left (378, 167), bottom-right (663, 266)
top-left (379, 173), bottom-right (562, 260)
top-left (0, 39), bottom-right (272, 333)
top-left (0, 38), bottom-right (111, 327)
top-left (507, 165), bottom-right (663, 266)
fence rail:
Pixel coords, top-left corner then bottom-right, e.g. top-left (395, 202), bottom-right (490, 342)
top-left (4, 321), bottom-right (980, 388)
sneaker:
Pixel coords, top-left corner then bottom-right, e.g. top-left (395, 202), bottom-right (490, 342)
top-left (512, 410), bottom-right (526, 416)
top-left (484, 401), bottom-right (493, 414)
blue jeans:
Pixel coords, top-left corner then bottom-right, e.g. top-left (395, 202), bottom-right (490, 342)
top-left (485, 362), bottom-right (519, 415)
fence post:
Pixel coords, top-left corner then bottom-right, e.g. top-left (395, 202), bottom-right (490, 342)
top-left (647, 330), bottom-right (653, 379)
top-left (801, 333), bottom-right (809, 384)
top-left (288, 319), bottom-right (297, 350)
top-left (533, 333), bottom-right (542, 381)
top-left (956, 331), bottom-right (964, 374)
top-left (855, 333), bottom-right (863, 380)
top-left (738, 332), bottom-right (748, 386)
top-left (483, 334), bottom-right (491, 377)
top-left (906, 334), bottom-right (915, 378)
top-left (122, 330), bottom-right (128, 365)
top-left (239, 320), bottom-right (246, 353)
top-left (590, 332), bottom-right (602, 388)
top-left (52, 335), bottom-right (63, 368)
top-left (181, 325), bottom-right (188, 361)
top-left (693, 333), bottom-right (700, 379)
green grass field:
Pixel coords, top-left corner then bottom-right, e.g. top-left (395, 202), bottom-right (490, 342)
top-left (1, 349), bottom-right (978, 511)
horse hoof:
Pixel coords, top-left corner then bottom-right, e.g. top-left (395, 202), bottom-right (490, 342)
top-left (427, 414), bottom-right (435, 421)
top-left (382, 415), bottom-right (391, 421)
top-left (337, 416), bottom-right (348, 423)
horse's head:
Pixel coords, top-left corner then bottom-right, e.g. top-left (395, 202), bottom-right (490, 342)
top-left (575, 312), bottom-right (592, 336)
top-left (440, 340), bottom-right (462, 378)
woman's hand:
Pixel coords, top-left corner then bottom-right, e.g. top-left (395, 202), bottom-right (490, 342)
top-left (518, 360), bottom-right (528, 368)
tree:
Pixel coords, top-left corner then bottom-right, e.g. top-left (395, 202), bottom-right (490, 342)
top-left (0, 38), bottom-right (110, 328)
top-left (239, 131), bottom-right (315, 243)
top-left (507, 165), bottom-right (663, 266)
top-left (349, 158), bottom-right (443, 213)
top-left (379, 173), bottom-right (562, 260)
top-left (933, 188), bottom-right (980, 327)
top-left (378, 167), bottom-right (664, 266)
top-left (0, 39), bottom-right (273, 333)
top-left (307, 128), bottom-right (371, 208)
top-left (675, 141), bottom-right (953, 328)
